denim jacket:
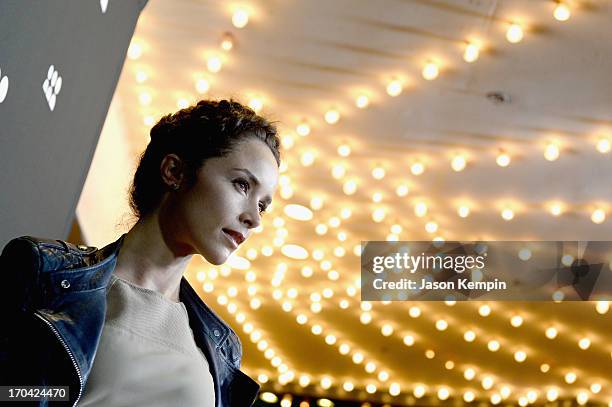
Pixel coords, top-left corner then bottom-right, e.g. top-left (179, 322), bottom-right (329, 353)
top-left (0, 235), bottom-right (259, 406)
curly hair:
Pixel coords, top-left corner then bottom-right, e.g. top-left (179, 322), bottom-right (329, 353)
top-left (129, 99), bottom-right (281, 219)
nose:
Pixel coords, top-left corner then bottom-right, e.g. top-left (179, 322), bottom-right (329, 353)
top-left (239, 203), bottom-right (261, 230)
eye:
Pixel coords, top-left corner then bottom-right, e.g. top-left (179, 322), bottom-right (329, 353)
top-left (234, 178), bottom-right (250, 194)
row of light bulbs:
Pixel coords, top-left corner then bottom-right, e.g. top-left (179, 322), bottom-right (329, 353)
top-left (198, 254), bottom-right (611, 402)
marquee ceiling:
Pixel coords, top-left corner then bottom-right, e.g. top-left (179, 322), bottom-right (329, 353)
top-left (79, 0), bottom-right (611, 405)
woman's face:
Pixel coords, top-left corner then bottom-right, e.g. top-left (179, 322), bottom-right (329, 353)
top-left (161, 137), bottom-right (279, 264)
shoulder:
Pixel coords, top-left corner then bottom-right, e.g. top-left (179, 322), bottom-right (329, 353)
top-left (1, 236), bottom-right (99, 274)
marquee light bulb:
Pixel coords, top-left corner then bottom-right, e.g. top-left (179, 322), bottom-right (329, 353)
top-left (596, 137), bottom-right (611, 153)
top-left (356, 94), bottom-right (369, 108)
top-left (232, 8), bottom-right (249, 28)
top-left (554, 2), bottom-right (571, 21)
top-left (464, 42), bottom-right (480, 62)
top-left (372, 167), bottom-right (385, 179)
top-left (501, 208), bottom-right (514, 221)
top-left (296, 122), bottom-right (310, 136)
top-left (324, 109), bottom-right (340, 124)
top-left (195, 78), bottom-right (210, 94)
top-left (506, 23), bottom-right (524, 43)
top-left (550, 203), bottom-right (563, 216)
top-left (386, 79), bottom-right (402, 96)
top-left (207, 56), bottom-right (222, 73)
top-left (414, 202), bottom-right (428, 218)
top-left (544, 142), bottom-right (560, 161)
top-left (422, 61), bottom-right (439, 80)
top-left (331, 163), bottom-right (346, 179)
top-left (396, 184), bottom-right (409, 197)
top-left (514, 350), bottom-right (527, 362)
top-left (496, 152), bottom-right (511, 167)
top-left (451, 155), bottom-right (467, 171)
top-left (337, 144), bottom-right (351, 156)
top-left (591, 208), bottom-right (606, 224)
top-left (458, 205), bottom-right (471, 218)
top-left (411, 162), bottom-right (425, 175)
top-left (248, 97), bottom-right (263, 113)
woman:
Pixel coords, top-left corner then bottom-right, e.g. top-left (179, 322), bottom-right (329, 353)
top-left (0, 99), bottom-right (281, 407)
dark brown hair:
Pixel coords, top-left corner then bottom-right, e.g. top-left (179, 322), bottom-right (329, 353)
top-left (129, 99), bottom-right (281, 219)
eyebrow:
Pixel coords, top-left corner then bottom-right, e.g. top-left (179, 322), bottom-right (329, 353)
top-left (232, 168), bottom-right (273, 205)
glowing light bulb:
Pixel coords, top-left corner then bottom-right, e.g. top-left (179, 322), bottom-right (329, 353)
top-left (451, 155), bottom-right (467, 171)
top-left (372, 167), bottom-right (385, 179)
top-left (546, 388), bottom-right (559, 402)
top-left (403, 335), bottom-right (414, 346)
top-left (458, 205), bottom-right (471, 218)
top-left (248, 97), bottom-right (263, 113)
top-left (463, 391), bottom-right (475, 402)
top-left (414, 202), bottom-right (428, 218)
top-left (381, 324), bottom-right (394, 336)
top-left (511, 315), bottom-right (523, 327)
top-left (207, 56), bottom-right (222, 73)
top-left (425, 221), bottom-right (438, 233)
top-left (564, 372), bottom-right (577, 384)
top-left (343, 180), bottom-right (357, 195)
top-left (196, 78), bottom-right (210, 94)
top-left (324, 109), bottom-right (340, 124)
top-left (221, 37), bottom-right (233, 51)
top-left (550, 203), bottom-right (563, 216)
top-left (127, 42), bottom-right (142, 59)
top-left (479, 304), bottom-right (491, 316)
top-left (596, 300), bottom-right (610, 314)
top-left (463, 367), bottom-right (476, 380)
top-left (545, 327), bottom-right (558, 339)
top-left (414, 385), bottom-right (426, 398)
top-left (389, 382), bottom-right (401, 396)
top-left (135, 70), bottom-right (148, 83)
top-left (410, 162), bottom-right (425, 175)
top-left (437, 387), bottom-right (450, 400)
top-left (343, 381), bottom-right (354, 392)
top-left (435, 319), bottom-right (447, 331)
top-left (591, 208), bottom-right (606, 224)
top-left (553, 2), bottom-right (571, 21)
top-left (396, 184), bottom-right (409, 197)
top-left (232, 8), bottom-right (249, 28)
top-left (356, 94), bottom-right (369, 108)
top-left (177, 98), bottom-right (189, 109)
top-left (578, 337), bottom-right (591, 350)
top-left (506, 23), bottom-right (524, 44)
top-left (501, 208), bottom-right (514, 221)
top-left (386, 79), bottom-right (402, 97)
top-left (138, 92), bottom-right (152, 105)
top-left (464, 330), bottom-right (476, 342)
top-left (337, 144), bottom-right (351, 157)
top-left (544, 142), bottom-right (560, 161)
top-left (422, 61), bottom-right (439, 80)
top-left (496, 152), bottom-right (511, 167)
top-left (300, 151), bottom-right (315, 166)
top-left (372, 192), bottom-right (383, 203)
top-left (488, 340), bottom-right (500, 352)
top-left (464, 42), bottom-right (480, 63)
top-left (514, 350), bottom-right (527, 362)
top-left (596, 137), bottom-right (611, 153)
top-left (296, 122), bottom-right (310, 136)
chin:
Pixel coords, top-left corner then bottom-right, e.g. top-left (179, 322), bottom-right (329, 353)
top-left (201, 247), bottom-right (231, 266)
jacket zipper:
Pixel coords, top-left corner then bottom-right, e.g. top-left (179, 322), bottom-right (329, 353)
top-left (34, 312), bottom-right (83, 407)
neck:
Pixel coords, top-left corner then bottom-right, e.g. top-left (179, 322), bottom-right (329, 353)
top-left (113, 211), bottom-right (193, 302)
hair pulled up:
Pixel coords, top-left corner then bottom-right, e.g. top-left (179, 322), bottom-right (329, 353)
top-left (129, 99), bottom-right (280, 219)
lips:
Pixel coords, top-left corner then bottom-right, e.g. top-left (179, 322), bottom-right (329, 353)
top-left (223, 229), bottom-right (245, 246)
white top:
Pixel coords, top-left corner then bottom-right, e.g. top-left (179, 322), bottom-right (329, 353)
top-left (79, 275), bottom-right (216, 407)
